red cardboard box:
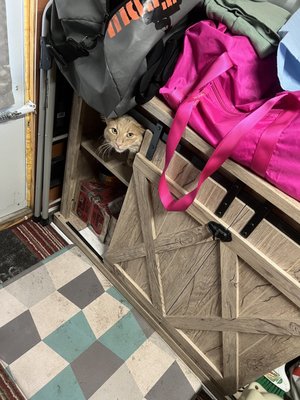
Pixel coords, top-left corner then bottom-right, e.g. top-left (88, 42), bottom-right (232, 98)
top-left (89, 194), bottom-right (125, 242)
top-left (76, 178), bottom-right (125, 243)
top-left (76, 180), bottom-right (103, 223)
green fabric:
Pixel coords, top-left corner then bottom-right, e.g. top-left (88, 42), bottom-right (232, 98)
top-left (204, 0), bottom-right (291, 57)
top-left (253, 0), bottom-right (300, 14)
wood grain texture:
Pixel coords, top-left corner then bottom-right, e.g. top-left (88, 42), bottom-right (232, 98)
top-left (226, 239), bottom-right (300, 309)
top-left (131, 149), bottom-right (300, 393)
top-left (165, 243), bottom-right (220, 316)
top-left (0, 208), bottom-right (32, 231)
top-left (238, 258), bottom-right (300, 319)
top-left (81, 140), bottom-right (132, 186)
top-left (107, 225), bottom-right (212, 263)
top-left (239, 334), bottom-right (300, 388)
top-left (134, 153), bottom-right (300, 308)
top-left (24, 0), bottom-right (37, 208)
top-left (166, 316), bottom-right (300, 336)
top-left (106, 180), bottom-right (150, 297)
top-left (220, 244), bottom-right (239, 392)
top-left (60, 95), bottom-right (84, 218)
top-left (133, 168), bottom-right (163, 311)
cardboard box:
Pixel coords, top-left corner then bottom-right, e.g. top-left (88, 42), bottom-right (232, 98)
top-left (76, 178), bottom-right (125, 243)
top-left (89, 195), bottom-right (125, 242)
top-left (76, 180), bottom-right (102, 223)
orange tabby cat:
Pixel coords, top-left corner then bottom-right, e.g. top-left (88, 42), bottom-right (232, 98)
top-left (98, 115), bottom-right (145, 165)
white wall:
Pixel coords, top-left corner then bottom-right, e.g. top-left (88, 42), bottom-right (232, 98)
top-left (0, 0), bottom-right (27, 218)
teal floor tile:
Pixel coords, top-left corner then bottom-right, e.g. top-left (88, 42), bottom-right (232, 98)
top-left (106, 287), bottom-right (133, 310)
top-left (98, 311), bottom-right (147, 361)
top-left (30, 365), bottom-right (85, 400)
top-left (44, 311), bottom-right (96, 363)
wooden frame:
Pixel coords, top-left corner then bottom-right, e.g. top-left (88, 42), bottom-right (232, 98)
top-left (24, 0), bottom-right (37, 208)
top-left (57, 95), bottom-right (300, 397)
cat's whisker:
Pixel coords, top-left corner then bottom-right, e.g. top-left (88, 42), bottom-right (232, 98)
top-left (97, 143), bottom-right (111, 158)
top-left (97, 143), bottom-right (110, 152)
top-left (102, 146), bottom-right (113, 160)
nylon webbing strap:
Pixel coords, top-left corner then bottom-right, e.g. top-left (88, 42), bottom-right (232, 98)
top-left (47, 2), bottom-right (100, 66)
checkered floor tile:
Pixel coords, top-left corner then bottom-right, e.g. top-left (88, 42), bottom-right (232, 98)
top-left (0, 245), bottom-right (201, 399)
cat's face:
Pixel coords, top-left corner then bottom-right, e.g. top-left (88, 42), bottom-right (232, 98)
top-left (103, 115), bottom-right (145, 154)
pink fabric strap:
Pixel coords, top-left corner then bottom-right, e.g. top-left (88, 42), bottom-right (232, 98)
top-left (159, 84), bottom-right (289, 211)
top-left (251, 108), bottom-right (298, 177)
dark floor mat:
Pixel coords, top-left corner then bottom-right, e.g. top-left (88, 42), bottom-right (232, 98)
top-left (0, 220), bottom-right (67, 284)
top-left (0, 230), bottom-right (38, 284)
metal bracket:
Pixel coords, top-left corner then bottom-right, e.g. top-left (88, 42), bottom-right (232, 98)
top-left (0, 101), bottom-right (36, 123)
top-left (215, 180), bottom-right (244, 217)
top-left (208, 221), bottom-right (232, 242)
top-left (128, 109), bottom-right (164, 161)
top-left (146, 122), bottom-right (163, 160)
top-left (240, 202), bottom-right (271, 238)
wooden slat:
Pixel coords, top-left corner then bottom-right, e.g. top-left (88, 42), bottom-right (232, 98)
top-left (134, 154), bottom-right (300, 309)
top-left (166, 316), bottom-right (300, 336)
top-left (24, 0), bottom-right (37, 208)
top-left (60, 95), bottom-right (84, 218)
top-left (81, 140), bottom-right (132, 186)
top-left (164, 241), bottom-right (218, 314)
top-left (133, 168), bottom-right (163, 312)
top-left (239, 335), bottom-right (300, 388)
top-left (107, 182), bottom-right (151, 298)
top-left (106, 225), bottom-right (212, 263)
top-left (142, 97), bottom-right (300, 224)
top-left (0, 208), bottom-right (32, 231)
top-left (220, 244), bottom-right (239, 392)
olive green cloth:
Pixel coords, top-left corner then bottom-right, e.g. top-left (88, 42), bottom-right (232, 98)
top-left (203, 0), bottom-right (291, 57)
top-left (254, 0), bottom-right (299, 14)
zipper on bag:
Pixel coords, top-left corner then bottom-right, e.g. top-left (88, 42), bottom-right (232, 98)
top-left (211, 81), bottom-right (240, 115)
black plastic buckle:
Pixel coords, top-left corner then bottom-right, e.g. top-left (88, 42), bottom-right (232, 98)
top-left (208, 221), bottom-right (232, 242)
top-left (79, 35), bottom-right (100, 51)
top-left (240, 202), bottom-right (271, 238)
top-left (215, 180), bottom-right (244, 217)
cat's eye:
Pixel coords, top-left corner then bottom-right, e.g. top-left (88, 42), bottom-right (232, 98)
top-left (127, 132), bottom-right (134, 138)
top-left (110, 128), bottom-right (117, 134)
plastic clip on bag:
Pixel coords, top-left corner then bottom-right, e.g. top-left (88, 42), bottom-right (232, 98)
top-left (159, 20), bottom-right (300, 212)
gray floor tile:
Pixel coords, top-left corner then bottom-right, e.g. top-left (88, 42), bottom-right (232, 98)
top-left (0, 310), bottom-right (40, 364)
top-left (131, 309), bottom-right (155, 339)
top-left (59, 268), bottom-right (104, 309)
top-left (71, 341), bottom-right (124, 398)
top-left (145, 361), bottom-right (195, 400)
top-left (5, 266), bottom-right (56, 308)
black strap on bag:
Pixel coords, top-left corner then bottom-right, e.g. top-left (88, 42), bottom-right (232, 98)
top-left (135, 27), bottom-right (186, 105)
top-left (135, 7), bottom-right (206, 105)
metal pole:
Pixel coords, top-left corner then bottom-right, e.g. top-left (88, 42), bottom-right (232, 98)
top-left (41, 64), bottom-right (56, 223)
top-left (33, 0), bottom-right (53, 220)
